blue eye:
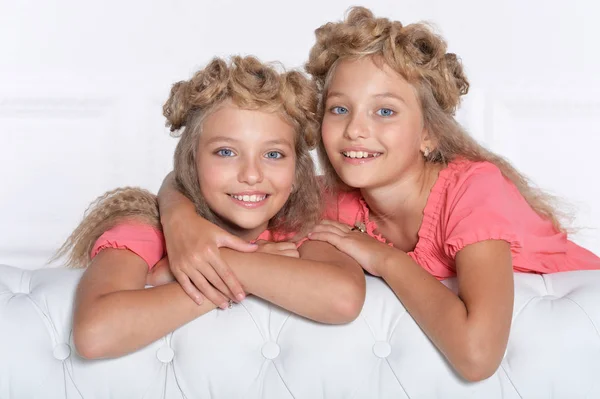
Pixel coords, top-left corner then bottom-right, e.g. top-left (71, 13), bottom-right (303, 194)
top-left (265, 151), bottom-right (283, 159)
top-left (216, 148), bottom-right (235, 157)
top-left (330, 106), bottom-right (349, 115)
top-left (376, 108), bottom-right (395, 117)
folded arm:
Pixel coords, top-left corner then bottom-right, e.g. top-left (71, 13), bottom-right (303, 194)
top-left (74, 241), bottom-right (365, 359)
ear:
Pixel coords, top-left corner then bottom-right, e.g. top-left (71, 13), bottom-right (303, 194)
top-left (420, 128), bottom-right (435, 156)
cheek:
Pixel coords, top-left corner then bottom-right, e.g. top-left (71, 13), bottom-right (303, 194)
top-left (270, 159), bottom-right (296, 194)
top-left (381, 121), bottom-right (422, 153)
top-left (320, 119), bottom-right (338, 152)
top-left (197, 158), bottom-right (227, 196)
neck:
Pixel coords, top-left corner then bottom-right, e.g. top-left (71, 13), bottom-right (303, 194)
top-left (360, 161), bottom-right (442, 227)
top-left (214, 217), bottom-right (268, 242)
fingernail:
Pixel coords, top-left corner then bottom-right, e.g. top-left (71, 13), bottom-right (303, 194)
top-left (195, 296), bottom-right (203, 305)
top-left (236, 293), bottom-right (245, 301)
top-left (220, 302), bottom-right (229, 310)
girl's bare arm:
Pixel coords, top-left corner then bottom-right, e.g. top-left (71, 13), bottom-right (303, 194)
top-left (74, 242), bottom-right (365, 359)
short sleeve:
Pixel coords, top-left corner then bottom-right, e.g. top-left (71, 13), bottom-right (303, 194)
top-left (90, 223), bottom-right (166, 269)
top-left (443, 163), bottom-right (523, 259)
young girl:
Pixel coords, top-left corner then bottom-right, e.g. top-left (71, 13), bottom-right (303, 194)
top-left (155, 9), bottom-right (600, 382)
top-left (55, 56), bottom-right (365, 360)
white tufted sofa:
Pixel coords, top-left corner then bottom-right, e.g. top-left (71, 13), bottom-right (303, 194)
top-left (1, 264), bottom-right (599, 399)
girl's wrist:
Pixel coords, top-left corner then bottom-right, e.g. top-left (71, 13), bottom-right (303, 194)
top-left (160, 199), bottom-right (196, 228)
top-left (379, 249), bottom-right (409, 279)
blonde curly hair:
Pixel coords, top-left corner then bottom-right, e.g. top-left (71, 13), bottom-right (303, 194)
top-left (305, 6), bottom-right (566, 231)
top-left (54, 56), bottom-right (322, 268)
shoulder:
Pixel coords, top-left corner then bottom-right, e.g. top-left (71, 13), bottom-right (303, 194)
top-left (442, 159), bottom-right (517, 208)
top-left (440, 159), bottom-right (523, 258)
top-left (446, 159), bottom-right (506, 191)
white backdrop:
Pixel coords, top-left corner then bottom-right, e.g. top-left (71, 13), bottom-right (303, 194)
top-left (1, 0), bottom-right (598, 269)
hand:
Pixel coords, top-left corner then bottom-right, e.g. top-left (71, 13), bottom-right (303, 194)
top-left (146, 256), bottom-right (176, 286)
top-left (162, 212), bottom-right (257, 309)
top-left (255, 240), bottom-right (300, 258)
top-left (307, 220), bottom-right (397, 276)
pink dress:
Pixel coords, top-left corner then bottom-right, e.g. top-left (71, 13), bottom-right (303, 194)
top-left (324, 159), bottom-right (600, 280)
top-left (91, 224), bottom-right (303, 270)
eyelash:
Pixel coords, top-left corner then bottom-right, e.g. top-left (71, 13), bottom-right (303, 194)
top-left (376, 108), bottom-right (395, 117)
top-left (215, 148), bottom-right (285, 159)
top-left (216, 148), bottom-right (236, 157)
top-left (329, 106), bottom-right (396, 117)
top-left (330, 106), bottom-right (348, 115)
top-left (265, 151), bottom-right (284, 159)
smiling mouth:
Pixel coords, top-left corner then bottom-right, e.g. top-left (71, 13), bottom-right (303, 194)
top-left (342, 151), bottom-right (382, 159)
top-left (228, 194), bottom-right (269, 202)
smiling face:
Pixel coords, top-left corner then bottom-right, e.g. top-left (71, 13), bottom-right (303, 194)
top-left (196, 101), bottom-right (297, 240)
top-left (321, 57), bottom-right (433, 190)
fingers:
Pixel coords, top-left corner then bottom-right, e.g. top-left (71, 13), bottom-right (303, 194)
top-left (307, 231), bottom-right (344, 250)
top-left (208, 252), bottom-right (246, 301)
top-left (279, 249), bottom-right (300, 258)
top-left (198, 262), bottom-right (236, 301)
top-left (273, 242), bottom-right (298, 251)
top-left (220, 234), bottom-right (258, 253)
top-left (186, 268), bottom-right (230, 310)
top-left (286, 250), bottom-right (300, 258)
top-left (318, 220), bottom-right (353, 232)
top-left (174, 271), bottom-right (205, 306)
top-left (309, 223), bottom-right (348, 237)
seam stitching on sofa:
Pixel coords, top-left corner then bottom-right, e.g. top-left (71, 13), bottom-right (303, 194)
top-left (275, 314), bottom-right (292, 344)
top-left (239, 302), bottom-right (266, 341)
top-left (25, 295), bottom-right (60, 345)
top-left (499, 364), bottom-right (523, 399)
top-left (271, 363), bottom-right (296, 399)
top-left (563, 296), bottom-right (600, 338)
top-left (62, 358), bottom-right (85, 399)
top-left (172, 361), bottom-right (190, 399)
top-left (385, 358), bottom-right (410, 398)
top-left (511, 295), bottom-right (536, 323)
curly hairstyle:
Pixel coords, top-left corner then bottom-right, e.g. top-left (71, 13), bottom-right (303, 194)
top-left (305, 6), bottom-right (567, 231)
top-left (54, 56), bottom-right (322, 268)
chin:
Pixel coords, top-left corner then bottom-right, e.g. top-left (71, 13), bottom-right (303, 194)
top-left (335, 169), bottom-right (376, 189)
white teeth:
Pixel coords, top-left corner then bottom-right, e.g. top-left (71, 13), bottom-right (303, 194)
top-left (343, 151), bottom-right (380, 159)
top-left (231, 194), bottom-right (266, 202)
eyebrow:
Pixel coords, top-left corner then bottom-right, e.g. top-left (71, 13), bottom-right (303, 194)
top-left (205, 136), bottom-right (293, 148)
top-left (374, 92), bottom-right (407, 104)
top-left (205, 136), bottom-right (239, 145)
top-left (327, 91), bottom-right (407, 104)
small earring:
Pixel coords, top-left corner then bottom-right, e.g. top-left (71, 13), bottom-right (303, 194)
top-left (423, 147), bottom-right (431, 157)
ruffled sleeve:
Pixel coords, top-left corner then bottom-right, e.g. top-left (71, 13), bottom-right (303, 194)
top-left (90, 223), bottom-right (166, 269)
top-left (443, 162), bottom-right (523, 259)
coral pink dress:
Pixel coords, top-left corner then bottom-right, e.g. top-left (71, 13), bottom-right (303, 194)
top-left (324, 159), bottom-right (600, 280)
top-left (90, 224), bottom-right (302, 269)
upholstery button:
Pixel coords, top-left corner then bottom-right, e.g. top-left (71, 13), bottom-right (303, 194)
top-left (261, 341), bottom-right (280, 359)
top-left (156, 346), bottom-right (175, 363)
top-left (53, 343), bottom-right (71, 361)
top-left (372, 341), bottom-right (392, 358)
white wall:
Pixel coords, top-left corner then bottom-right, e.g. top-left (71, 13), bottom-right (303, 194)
top-left (1, 0), bottom-right (598, 269)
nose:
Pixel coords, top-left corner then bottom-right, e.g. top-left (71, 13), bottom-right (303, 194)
top-left (344, 111), bottom-right (370, 140)
top-left (238, 156), bottom-right (263, 185)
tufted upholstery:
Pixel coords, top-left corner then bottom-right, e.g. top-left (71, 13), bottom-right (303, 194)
top-left (1, 264), bottom-right (599, 399)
